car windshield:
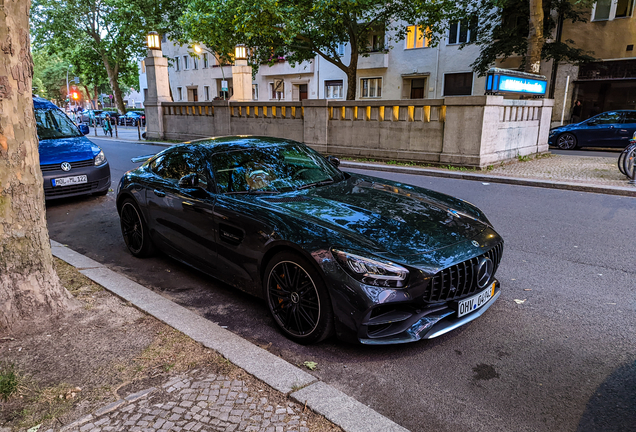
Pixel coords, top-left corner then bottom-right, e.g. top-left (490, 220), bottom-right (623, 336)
top-left (34, 108), bottom-right (81, 140)
top-left (211, 143), bottom-right (345, 194)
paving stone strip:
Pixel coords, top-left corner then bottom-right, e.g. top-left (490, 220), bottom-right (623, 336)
top-left (51, 369), bottom-right (315, 432)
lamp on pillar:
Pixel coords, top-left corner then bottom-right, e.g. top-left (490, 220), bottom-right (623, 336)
top-left (144, 31), bottom-right (172, 140)
top-left (232, 44), bottom-right (252, 101)
top-left (147, 31), bottom-right (161, 51)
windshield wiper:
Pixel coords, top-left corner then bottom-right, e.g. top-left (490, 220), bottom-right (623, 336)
top-left (226, 190), bottom-right (281, 195)
top-left (297, 179), bottom-right (335, 190)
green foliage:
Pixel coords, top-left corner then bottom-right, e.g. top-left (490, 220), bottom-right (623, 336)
top-left (180, 0), bottom-right (465, 99)
top-left (467, 0), bottom-right (596, 75)
top-left (0, 362), bottom-right (20, 401)
top-left (303, 361), bottom-right (318, 371)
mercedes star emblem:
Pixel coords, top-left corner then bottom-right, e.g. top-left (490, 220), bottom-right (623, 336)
top-left (471, 240), bottom-right (480, 248)
top-left (476, 257), bottom-right (494, 289)
top-left (60, 162), bottom-right (72, 172)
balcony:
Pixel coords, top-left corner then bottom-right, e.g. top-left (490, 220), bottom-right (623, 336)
top-left (358, 52), bottom-right (389, 69)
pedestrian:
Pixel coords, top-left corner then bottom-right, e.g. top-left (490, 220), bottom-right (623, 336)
top-left (571, 100), bottom-right (582, 124)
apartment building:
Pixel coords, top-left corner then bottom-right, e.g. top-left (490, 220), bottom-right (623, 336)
top-left (138, 21), bottom-right (486, 104)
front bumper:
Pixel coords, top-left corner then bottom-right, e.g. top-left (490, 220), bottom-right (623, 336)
top-left (43, 162), bottom-right (111, 200)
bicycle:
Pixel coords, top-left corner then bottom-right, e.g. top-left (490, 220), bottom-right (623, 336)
top-left (618, 132), bottom-right (636, 179)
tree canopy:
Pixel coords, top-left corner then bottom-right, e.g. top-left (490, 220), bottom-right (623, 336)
top-left (180, 0), bottom-right (465, 99)
top-left (31, 0), bottom-right (185, 112)
top-left (468, 0), bottom-right (596, 75)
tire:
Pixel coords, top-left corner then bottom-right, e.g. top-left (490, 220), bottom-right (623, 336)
top-left (119, 198), bottom-right (155, 257)
top-left (263, 251), bottom-right (334, 344)
top-left (556, 132), bottom-right (577, 150)
top-left (618, 149), bottom-right (628, 176)
top-left (624, 146), bottom-right (636, 179)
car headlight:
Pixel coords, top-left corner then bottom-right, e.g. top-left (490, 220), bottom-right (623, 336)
top-left (332, 249), bottom-right (409, 288)
top-left (94, 150), bottom-right (106, 166)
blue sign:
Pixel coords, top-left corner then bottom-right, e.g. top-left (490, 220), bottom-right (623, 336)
top-left (485, 68), bottom-right (547, 96)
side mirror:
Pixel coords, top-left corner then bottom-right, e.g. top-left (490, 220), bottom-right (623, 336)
top-left (78, 124), bottom-right (90, 135)
top-left (326, 155), bottom-right (340, 168)
top-left (178, 173), bottom-right (206, 189)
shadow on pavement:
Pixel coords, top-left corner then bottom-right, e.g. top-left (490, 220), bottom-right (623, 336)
top-left (576, 359), bottom-right (636, 432)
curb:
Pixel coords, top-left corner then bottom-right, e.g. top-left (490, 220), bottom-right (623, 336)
top-left (50, 240), bottom-right (409, 432)
top-left (340, 161), bottom-right (636, 197)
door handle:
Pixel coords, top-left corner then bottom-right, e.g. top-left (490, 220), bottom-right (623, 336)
top-left (153, 189), bottom-right (166, 197)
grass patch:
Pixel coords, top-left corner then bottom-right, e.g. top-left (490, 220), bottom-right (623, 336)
top-left (0, 362), bottom-right (20, 401)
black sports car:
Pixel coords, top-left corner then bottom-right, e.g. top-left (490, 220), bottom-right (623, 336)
top-left (117, 136), bottom-right (504, 345)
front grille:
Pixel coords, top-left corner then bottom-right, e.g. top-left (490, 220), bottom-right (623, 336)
top-left (45, 181), bottom-right (99, 197)
top-left (425, 242), bottom-right (504, 302)
top-left (41, 159), bottom-right (94, 172)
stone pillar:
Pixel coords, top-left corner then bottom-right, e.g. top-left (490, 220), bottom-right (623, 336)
top-left (145, 49), bottom-right (172, 140)
top-left (302, 99), bottom-right (329, 153)
top-left (231, 59), bottom-right (253, 102)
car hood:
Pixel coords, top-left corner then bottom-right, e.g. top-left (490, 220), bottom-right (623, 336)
top-left (257, 174), bottom-right (491, 258)
top-left (38, 136), bottom-right (101, 165)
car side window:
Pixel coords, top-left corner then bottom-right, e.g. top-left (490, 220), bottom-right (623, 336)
top-left (151, 151), bottom-right (209, 187)
top-left (594, 112), bottom-right (621, 125)
top-left (622, 112), bottom-right (636, 124)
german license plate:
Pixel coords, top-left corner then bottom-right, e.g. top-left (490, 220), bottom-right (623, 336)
top-left (52, 175), bottom-right (87, 187)
top-left (457, 282), bottom-right (495, 317)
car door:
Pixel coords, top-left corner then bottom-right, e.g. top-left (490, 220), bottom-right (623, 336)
top-left (145, 149), bottom-right (218, 272)
top-left (578, 111), bottom-right (623, 147)
top-left (617, 111), bottom-right (636, 148)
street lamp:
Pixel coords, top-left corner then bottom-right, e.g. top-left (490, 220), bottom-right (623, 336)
top-left (234, 44), bottom-right (247, 61)
top-left (147, 31), bottom-right (161, 50)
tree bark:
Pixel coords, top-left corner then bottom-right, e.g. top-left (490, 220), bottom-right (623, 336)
top-left (526, 0), bottom-right (544, 74)
top-left (0, 0), bottom-right (73, 330)
top-left (100, 53), bottom-right (126, 114)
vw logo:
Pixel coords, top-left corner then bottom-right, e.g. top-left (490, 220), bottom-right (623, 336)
top-left (471, 240), bottom-right (480, 248)
top-left (475, 257), bottom-right (494, 289)
top-left (60, 162), bottom-right (72, 172)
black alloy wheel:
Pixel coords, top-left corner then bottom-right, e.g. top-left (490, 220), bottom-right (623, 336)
top-left (556, 132), bottom-right (577, 150)
top-left (119, 199), bottom-right (154, 257)
top-left (264, 252), bottom-right (334, 344)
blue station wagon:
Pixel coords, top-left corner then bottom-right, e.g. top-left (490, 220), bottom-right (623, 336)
top-left (549, 110), bottom-right (636, 150)
top-left (33, 97), bottom-right (111, 199)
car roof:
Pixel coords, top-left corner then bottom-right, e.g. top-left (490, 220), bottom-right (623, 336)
top-left (176, 136), bottom-right (302, 155)
top-left (32, 96), bottom-right (60, 110)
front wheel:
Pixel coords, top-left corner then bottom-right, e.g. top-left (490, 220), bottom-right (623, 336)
top-left (264, 251), bottom-right (334, 344)
top-left (556, 133), bottom-right (577, 150)
top-left (119, 199), bottom-right (154, 257)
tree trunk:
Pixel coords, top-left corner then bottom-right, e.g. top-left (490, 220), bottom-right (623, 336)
top-left (0, 0), bottom-right (72, 330)
top-left (101, 53), bottom-right (126, 114)
top-left (345, 43), bottom-right (359, 100)
top-left (526, 0), bottom-right (544, 74)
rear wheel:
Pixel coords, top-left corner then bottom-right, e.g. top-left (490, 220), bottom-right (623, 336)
top-left (264, 251), bottom-right (334, 344)
top-left (119, 199), bottom-right (154, 257)
top-left (556, 133), bottom-right (577, 150)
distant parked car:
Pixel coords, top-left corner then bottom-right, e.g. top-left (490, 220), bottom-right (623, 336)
top-left (33, 97), bottom-right (110, 199)
top-left (119, 111), bottom-right (146, 127)
top-left (549, 110), bottom-right (636, 149)
top-left (79, 109), bottom-right (103, 124)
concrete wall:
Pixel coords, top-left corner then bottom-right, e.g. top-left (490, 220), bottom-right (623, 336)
top-left (150, 96), bottom-right (553, 168)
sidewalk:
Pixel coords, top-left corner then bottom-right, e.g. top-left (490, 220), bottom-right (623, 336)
top-left (48, 240), bottom-right (408, 432)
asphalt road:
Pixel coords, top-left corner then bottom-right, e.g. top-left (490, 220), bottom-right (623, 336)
top-left (46, 138), bottom-right (636, 432)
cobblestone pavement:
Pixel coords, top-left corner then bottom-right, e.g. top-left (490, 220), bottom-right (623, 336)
top-left (55, 370), bottom-right (324, 432)
top-left (483, 155), bottom-right (629, 187)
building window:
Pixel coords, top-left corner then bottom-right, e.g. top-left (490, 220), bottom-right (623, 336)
top-left (443, 72), bottom-right (473, 96)
top-left (177, 87), bottom-right (183, 101)
top-left (336, 42), bottom-right (345, 56)
top-left (174, 57), bottom-right (180, 71)
top-left (448, 20), bottom-right (476, 45)
top-left (203, 53), bottom-right (209, 68)
top-left (270, 80), bottom-right (284, 100)
top-left (183, 55), bottom-right (189, 70)
top-left (204, 86), bottom-right (210, 101)
top-left (252, 84), bottom-right (258, 100)
top-left (193, 57), bottom-right (198, 70)
top-left (593, 0), bottom-right (633, 20)
top-left (140, 60), bottom-right (146, 74)
top-left (361, 78), bottom-right (382, 98)
top-left (325, 80), bottom-right (344, 99)
top-left (405, 25), bottom-right (429, 49)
